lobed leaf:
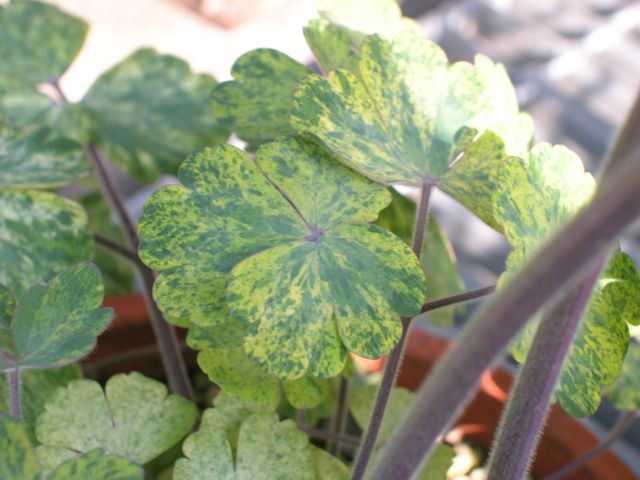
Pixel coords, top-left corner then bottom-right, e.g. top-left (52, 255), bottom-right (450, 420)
top-left (0, 418), bottom-right (39, 480)
top-left (496, 144), bottom-right (640, 416)
top-left (47, 450), bottom-right (142, 480)
top-left (36, 372), bottom-right (197, 469)
top-left (0, 1), bottom-right (87, 93)
top-left (139, 137), bottom-right (425, 379)
top-left (210, 49), bottom-right (310, 146)
top-left (304, 19), bottom-right (358, 74)
top-left (606, 341), bottom-right (640, 410)
top-left (82, 48), bottom-right (228, 182)
top-left (0, 264), bottom-right (111, 371)
top-left (0, 190), bottom-right (93, 296)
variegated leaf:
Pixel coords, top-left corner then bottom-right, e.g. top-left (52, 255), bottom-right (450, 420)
top-left (139, 137), bottom-right (424, 379)
top-left (82, 48), bottom-right (228, 182)
top-left (0, 264), bottom-right (111, 371)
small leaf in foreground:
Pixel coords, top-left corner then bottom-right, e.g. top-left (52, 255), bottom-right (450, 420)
top-left (0, 190), bottom-right (93, 296)
top-left (606, 341), bottom-right (640, 411)
top-left (174, 410), bottom-right (314, 480)
top-left (82, 48), bottom-right (228, 183)
top-left (36, 372), bottom-right (197, 469)
top-left (210, 49), bottom-right (310, 146)
top-left (139, 137), bottom-right (425, 379)
top-left (0, 264), bottom-right (111, 371)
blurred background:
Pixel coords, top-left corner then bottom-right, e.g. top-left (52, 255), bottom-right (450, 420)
top-left (47, 0), bottom-right (640, 473)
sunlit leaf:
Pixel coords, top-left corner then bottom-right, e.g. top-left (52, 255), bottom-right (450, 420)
top-left (496, 143), bottom-right (639, 416)
top-left (292, 33), bottom-right (531, 229)
top-left (0, 1), bottom-right (87, 92)
top-left (48, 450), bottom-right (142, 480)
top-left (210, 49), bottom-right (310, 146)
top-left (0, 264), bottom-right (111, 371)
top-left (0, 190), bottom-right (93, 296)
top-left (36, 372), bottom-right (197, 470)
top-left (309, 445), bottom-right (349, 479)
top-left (304, 19), bottom-right (358, 74)
top-left (140, 137), bottom-right (424, 379)
top-left (0, 418), bottom-right (39, 480)
top-left (82, 48), bottom-right (228, 182)
top-left (0, 365), bottom-right (82, 441)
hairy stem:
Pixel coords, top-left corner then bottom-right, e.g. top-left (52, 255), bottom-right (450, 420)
top-left (368, 156), bottom-right (640, 480)
top-left (487, 258), bottom-right (605, 479)
top-left (47, 79), bottom-right (193, 399)
top-left (543, 410), bottom-right (639, 480)
top-left (94, 233), bottom-right (140, 263)
top-left (351, 180), bottom-right (434, 480)
top-left (8, 367), bottom-right (21, 421)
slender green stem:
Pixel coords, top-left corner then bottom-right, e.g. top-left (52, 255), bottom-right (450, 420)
top-left (487, 258), bottom-right (605, 479)
top-left (8, 367), bottom-right (21, 421)
top-left (351, 180), bottom-right (434, 480)
top-left (48, 81), bottom-right (193, 400)
top-left (543, 410), bottom-right (639, 480)
top-left (368, 156), bottom-right (640, 480)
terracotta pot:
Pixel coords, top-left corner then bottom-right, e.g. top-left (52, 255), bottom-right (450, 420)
top-left (395, 329), bottom-right (636, 480)
top-left (89, 295), bottom-right (635, 478)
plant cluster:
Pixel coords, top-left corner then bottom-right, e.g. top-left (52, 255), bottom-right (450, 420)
top-left (2, 1), bottom-right (640, 479)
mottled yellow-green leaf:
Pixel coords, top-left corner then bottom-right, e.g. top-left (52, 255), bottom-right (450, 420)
top-left (36, 372), bottom-right (197, 469)
top-left (139, 137), bottom-right (425, 379)
top-left (606, 341), bottom-right (640, 410)
top-left (0, 1), bottom-right (87, 92)
top-left (0, 190), bottom-right (93, 296)
top-left (304, 19), bottom-right (359, 74)
top-left (415, 444), bottom-right (455, 480)
top-left (210, 49), bottom-right (310, 146)
top-left (496, 144), bottom-right (639, 416)
top-left (283, 374), bottom-right (330, 409)
top-left (198, 346), bottom-right (280, 408)
top-left (0, 365), bottom-right (82, 441)
top-left (0, 417), bottom-right (39, 480)
top-left (83, 48), bottom-right (228, 183)
top-left (0, 264), bottom-right (111, 371)
top-left (48, 449), bottom-right (143, 480)
top-left (314, 0), bottom-right (421, 47)
top-left (174, 411), bottom-right (314, 480)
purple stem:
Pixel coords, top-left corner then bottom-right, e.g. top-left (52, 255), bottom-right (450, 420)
top-left (487, 258), bottom-right (606, 479)
top-left (8, 367), bottom-right (21, 421)
top-left (367, 156), bottom-right (640, 480)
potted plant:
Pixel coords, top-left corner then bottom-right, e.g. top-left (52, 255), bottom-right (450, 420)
top-left (2, 1), bottom-right (640, 479)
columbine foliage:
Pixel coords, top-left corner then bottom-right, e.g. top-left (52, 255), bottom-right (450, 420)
top-left (2, 0), bottom-right (640, 479)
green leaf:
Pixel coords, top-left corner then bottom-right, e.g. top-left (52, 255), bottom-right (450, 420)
top-left (174, 410), bottom-right (314, 480)
top-left (0, 124), bottom-right (88, 189)
top-left (0, 1), bottom-right (87, 92)
top-left (48, 450), bottom-right (143, 480)
top-left (282, 374), bottom-right (330, 409)
top-left (0, 417), bottom-right (39, 480)
top-left (82, 48), bottom-right (228, 182)
top-left (309, 445), bottom-right (349, 480)
top-left (377, 189), bottom-right (465, 326)
top-left (304, 19), bottom-right (358, 74)
top-left (0, 365), bottom-right (83, 441)
top-left (0, 189), bottom-right (93, 296)
top-left (292, 33), bottom-right (531, 229)
top-left (496, 144), bottom-right (639, 416)
top-left (314, 0), bottom-right (421, 46)
top-left (210, 49), bottom-right (310, 146)
top-left (350, 385), bottom-right (453, 478)
top-left (0, 263), bottom-right (111, 371)
top-left (36, 372), bottom-right (197, 469)
top-left (79, 192), bottom-right (134, 296)
top-left (139, 137), bottom-right (425, 379)
top-left (606, 341), bottom-right (640, 410)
